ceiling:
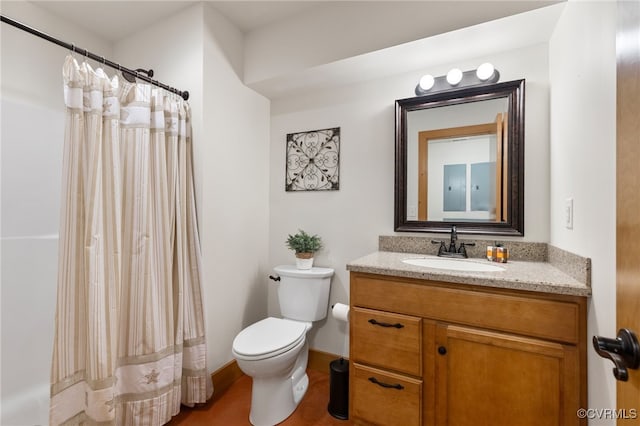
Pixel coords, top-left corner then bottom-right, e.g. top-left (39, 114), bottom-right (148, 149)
top-left (26, 1), bottom-right (565, 99)
top-left (209, 1), bottom-right (327, 33)
top-left (252, 2), bottom-right (565, 99)
top-left (31, 1), bottom-right (559, 43)
top-left (32, 1), bottom-right (334, 42)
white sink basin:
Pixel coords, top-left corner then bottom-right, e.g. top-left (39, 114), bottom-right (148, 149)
top-left (402, 257), bottom-right (505, 272)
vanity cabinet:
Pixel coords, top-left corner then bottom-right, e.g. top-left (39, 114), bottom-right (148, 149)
top-left (349, 272), bottom-right (587, 426)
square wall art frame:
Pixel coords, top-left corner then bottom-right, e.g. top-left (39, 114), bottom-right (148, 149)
top-left (285, 127), bottom-right (340, 191)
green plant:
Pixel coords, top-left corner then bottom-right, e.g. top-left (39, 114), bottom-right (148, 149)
top-left (286, 229), bottom-right (323, 254)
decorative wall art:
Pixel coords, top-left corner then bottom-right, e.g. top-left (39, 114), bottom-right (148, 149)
top-left (286, 127), bottom-right (340, 191)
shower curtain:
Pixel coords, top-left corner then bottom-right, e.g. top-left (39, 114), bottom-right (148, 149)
top-left (49, 55), bottom-right (212, 425)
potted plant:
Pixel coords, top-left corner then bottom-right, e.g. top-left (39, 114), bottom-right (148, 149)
top-left (286, 229), bottom-right (323, 270)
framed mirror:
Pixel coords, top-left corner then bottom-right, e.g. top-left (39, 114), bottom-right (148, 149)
top-left (395, 79), bottom-right (524, 236)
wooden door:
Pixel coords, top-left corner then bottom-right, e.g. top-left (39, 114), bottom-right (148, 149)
top-left (434, 324), bottom-right (581, 426)
top-left (616, 0), bottom-right (640, 418)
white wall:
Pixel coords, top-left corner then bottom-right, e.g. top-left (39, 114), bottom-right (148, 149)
top-left (0, 2), bottom-right (112, 425)
top-left (269, 42), bottom-right (550, 356)
top-left (201, 3), bottom-right (270, 371)
top-left (549, 2), bottom-right (617, 423)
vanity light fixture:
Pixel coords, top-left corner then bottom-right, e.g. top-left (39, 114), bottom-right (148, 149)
top-left (476, 62), bottom-right (496, 81)
top-left (419, 74), bottom-right (435, 91)
top-left (446, 68), bottom-right (463, 85)
top-left (415, 63), bottom-right (500, 95)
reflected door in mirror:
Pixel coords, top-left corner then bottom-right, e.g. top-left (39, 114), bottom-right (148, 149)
top-left (412, 113), bottom-right (508, 223)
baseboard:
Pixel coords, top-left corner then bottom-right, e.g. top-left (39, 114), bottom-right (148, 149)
top-left (308, 349), bottom-right (348, 374)
top-left (210, 359), bottom-right (244, 403)
top-left (210, 349), bottom-right (347, 397)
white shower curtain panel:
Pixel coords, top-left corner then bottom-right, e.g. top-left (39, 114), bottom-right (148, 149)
top-left (50, 55), bottom-right (212, 425)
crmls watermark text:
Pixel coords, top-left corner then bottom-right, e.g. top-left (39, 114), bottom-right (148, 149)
top-left (576, 408), bottom-right (638, 420)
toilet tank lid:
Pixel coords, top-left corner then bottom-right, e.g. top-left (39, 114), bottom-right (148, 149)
top-left (274, 265), bottom-right (334, 278)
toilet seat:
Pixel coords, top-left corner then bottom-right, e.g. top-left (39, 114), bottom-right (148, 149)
top-left (232, 317), bottom-right (307, 361)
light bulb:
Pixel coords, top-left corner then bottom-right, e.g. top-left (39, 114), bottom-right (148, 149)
top-left (476, 62), bottom-right (495, 81)
top-left (446, 68), bottom-right (463, 85)
top-left (419, 74), bottom-right (435, 91)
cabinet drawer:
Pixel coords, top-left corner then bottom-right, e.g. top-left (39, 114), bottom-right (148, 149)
top-left (351, 273), bottom-right (581, 344)
top-left (352, 363), bottom-right (422, 426)
top-left (351, 307), bottom-right (422, 376)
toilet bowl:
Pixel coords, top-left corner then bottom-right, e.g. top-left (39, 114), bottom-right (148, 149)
top-left (232, 317), bottom-right (311, 426)
top-left (232, 265), bottom-right (334, 426)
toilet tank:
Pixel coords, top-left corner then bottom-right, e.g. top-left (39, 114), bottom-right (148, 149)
top-left (274, 265), bottom-right (334, 322)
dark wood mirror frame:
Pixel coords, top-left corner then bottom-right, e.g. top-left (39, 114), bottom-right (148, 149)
top-left (394, 79), bottom-right (525, 236)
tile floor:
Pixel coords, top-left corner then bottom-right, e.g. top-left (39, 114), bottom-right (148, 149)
top-left (169, 370), bottom-right (352, 425)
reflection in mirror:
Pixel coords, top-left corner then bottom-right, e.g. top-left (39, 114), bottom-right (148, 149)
top-left (407, 99), bottom-right (508, 223)
top-left (395, 80), bottom-right (524, 236)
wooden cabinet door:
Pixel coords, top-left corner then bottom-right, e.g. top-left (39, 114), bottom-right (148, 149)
top-left (434, 324), bottom-right (581, 426)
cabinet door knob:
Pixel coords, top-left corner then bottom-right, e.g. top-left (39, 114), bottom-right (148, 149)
top-left (438, 346), bottom-right (447, 355)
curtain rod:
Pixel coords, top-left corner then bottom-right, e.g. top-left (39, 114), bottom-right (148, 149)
top-left (1, 14), bottom-right (190, 100)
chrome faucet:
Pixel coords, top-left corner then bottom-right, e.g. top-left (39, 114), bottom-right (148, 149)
top-left (431, 225), bottom-right (475, 258)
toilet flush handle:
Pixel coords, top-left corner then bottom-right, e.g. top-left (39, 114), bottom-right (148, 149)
top-left (269, 275), bottom-right (281, 282)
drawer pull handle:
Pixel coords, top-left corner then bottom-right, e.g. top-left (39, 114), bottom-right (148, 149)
top-left (368, 319), bottom-right (404, 329)
top-left (368, 376), bottom-right (404, 390)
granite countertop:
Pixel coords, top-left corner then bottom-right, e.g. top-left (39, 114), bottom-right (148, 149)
top-left (346, 251), bottom-right (592, 297)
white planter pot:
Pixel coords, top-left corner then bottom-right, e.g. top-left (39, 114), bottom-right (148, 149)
top-left (295, 254), bottom-right (314, 270)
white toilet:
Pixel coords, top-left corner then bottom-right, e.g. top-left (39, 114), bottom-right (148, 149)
top-left (232, 265), bottom-right (334, 426)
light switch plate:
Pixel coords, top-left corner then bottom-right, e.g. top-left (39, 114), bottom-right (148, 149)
top-left (565, 198), bottom-right (573, 229)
